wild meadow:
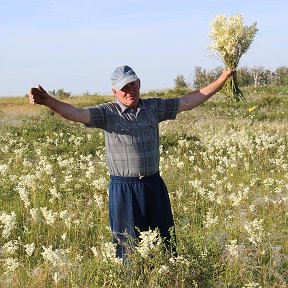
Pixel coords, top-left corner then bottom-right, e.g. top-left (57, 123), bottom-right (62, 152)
top-left (0, 89), bottom-right (287, 287)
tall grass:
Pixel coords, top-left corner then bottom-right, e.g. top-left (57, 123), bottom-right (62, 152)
top-left (0, 92), bottom-right (287, 287)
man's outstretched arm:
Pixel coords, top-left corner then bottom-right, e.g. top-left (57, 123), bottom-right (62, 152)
top-left (29, 85), bottom-right (91, 124)
top-left (178, 68), bottom-right (234, 112)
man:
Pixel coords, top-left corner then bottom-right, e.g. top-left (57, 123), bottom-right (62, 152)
top-left (29, 65), bottom-right (234, 258)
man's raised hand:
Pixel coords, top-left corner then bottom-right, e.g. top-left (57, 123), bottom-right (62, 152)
top-left (29, 85), bottom-right (50, 105)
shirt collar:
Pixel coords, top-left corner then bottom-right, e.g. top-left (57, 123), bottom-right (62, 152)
top-left (116, 98), bottom-right (148, 113)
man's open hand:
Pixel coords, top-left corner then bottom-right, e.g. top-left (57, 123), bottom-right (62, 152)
top-left (28, 85), bottom-right (50, 105)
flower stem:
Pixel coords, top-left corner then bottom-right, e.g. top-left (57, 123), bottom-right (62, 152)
top-left (223, 76), bottom-right (246, 102)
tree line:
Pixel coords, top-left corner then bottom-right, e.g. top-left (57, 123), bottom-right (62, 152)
top-left (28, 66), bottom-right (287, 99)
top-left (174, 66), bottom-right (288, 90)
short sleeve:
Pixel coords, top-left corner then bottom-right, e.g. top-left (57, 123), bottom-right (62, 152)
top-left (156, 98), bottom-right (180, 122)
top-left (85, 105), bottom-right (107, 129)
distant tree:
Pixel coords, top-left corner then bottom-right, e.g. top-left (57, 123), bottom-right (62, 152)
top-left (174, 74), bottom-right (188, 90)
top-left (49, 89), bottom-right (71, 99)
top-left (206, 66), bottom-right (223, 83)
top-left (250, 66), bottom-right (274, 86)
top-left (193, 66), bottom-right (208, 88)
top-left (82, 91), bottom-right (99, 97)
top-left (260, 69), bottom-right (273, 85)
top-left (251, 66), bottom-right (265, 87)
top-left (237, 67), bottom-right (254, 87)
top-left (274, 66), bottom-right (288, 86)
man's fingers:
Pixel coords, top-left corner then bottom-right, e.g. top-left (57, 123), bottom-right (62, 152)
top-left (29, 97), bottom-right (35, 104)
top-left (30, 87), bottom-right (38, 93)
top-left (29, 87), bottom-right (42, 105)
top-left (28, 91), bottom-right (35, 104)
top-left (28, 85), bottom-right (49, 105)
top-left (30, 87), bottom-right (41, 97)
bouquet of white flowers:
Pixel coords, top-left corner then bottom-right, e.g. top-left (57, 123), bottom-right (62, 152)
top-left (208, 13), bottom-right (258, 101)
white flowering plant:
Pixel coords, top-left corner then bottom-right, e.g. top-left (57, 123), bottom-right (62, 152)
top-left (208, 13), bottom-right (258, 101)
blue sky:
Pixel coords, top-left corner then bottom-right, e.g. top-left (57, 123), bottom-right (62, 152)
top-left (1, 0), bottom-right (287, 96)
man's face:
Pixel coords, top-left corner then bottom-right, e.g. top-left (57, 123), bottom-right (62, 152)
top-left (112, 80), bottom-right (140, 109)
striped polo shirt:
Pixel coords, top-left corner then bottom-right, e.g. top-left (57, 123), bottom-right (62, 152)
top-left (86, 97), bottom-right (179, 177)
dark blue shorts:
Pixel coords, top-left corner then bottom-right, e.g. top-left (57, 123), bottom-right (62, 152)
top-left (109, 172), bottom-right (175, 258)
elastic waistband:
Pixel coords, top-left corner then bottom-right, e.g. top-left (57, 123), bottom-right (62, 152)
top-left (110, 171), bottom-right (160, 182)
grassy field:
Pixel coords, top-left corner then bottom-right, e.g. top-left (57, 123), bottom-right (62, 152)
top-left (0, 89), bottom-right (287, 287)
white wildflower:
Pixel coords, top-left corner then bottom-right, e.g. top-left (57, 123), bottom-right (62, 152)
top-left (49, 186), bottom-right (61, 202)
top-left (59, 210), bottom-right (72, 228)
top-left (178, 139), bottom-right (189, 148)
top-left (15, 186), bottom-right (30, 208)
top-left (0, 164), bottom-right (9, 175)
top-left (249, 204), bottom-right (255, 212)
top-left (2, 239), bottom-right (19, 255)
top-left (1, 145), bottom-right (9, 153)
top-left (29, 208), bottom-right (42, 222)
top-left (18, 174), bottom-right (37, 189)
top-left (242, 282), bottom-right (262, 288)
top-left (53, 272), bottom-right (60, 285)
top-left (36, 155), bottom-right (54, 175)
top-left (225, 239), bottom-right (245, 260)
top-left (58, 157), bottom-right (75, 168)
top-left (136, 229), bottom-right (162, 258)
top-left (1, 257), bottom-right (21, 273)
top-left (244, 218), bottom-right (264, 246)
top-left (176, 160), bottom-right (184, 169)
top-left (69, 135), bottom-right (82, 146)
top-left (64, 174), bottom-right (73, 183)
top-left (228, 188), bottom-right (249, 207)
top-left (271, 245), bottom-right (283, 267)
top-left (100, 242), bottom-right (121, 264)
top-left (93, 193), bottom-right (104, 209)
top-left (41, 245), bottom-right (71, 268)
top-left (24, 242), bottom-right (35, 257)
top-left (40, 207), bottom-right (58, 226)
top-left (203, 210), bottom-right (219, 228)
top-left (61, 233), bottom-right (67, 241)
top-left (158, 265), bottom-right (169, 274)
top-left (90, 246), bottom-right (99, 257)
top-left (91, 176), bottom-right (108, 190)
top-left (169, 255), bottom-right (190, 266)
top-left (0, 211), bottom-right (17, 238)
top-left (85, 160), bottom-right (96, 179)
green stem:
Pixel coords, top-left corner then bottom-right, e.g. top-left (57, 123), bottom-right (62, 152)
top-left (223, 77), bottom-right (246, 102)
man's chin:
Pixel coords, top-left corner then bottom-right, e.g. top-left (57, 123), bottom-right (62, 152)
top-left (125, 98), bottom-right (138, 108)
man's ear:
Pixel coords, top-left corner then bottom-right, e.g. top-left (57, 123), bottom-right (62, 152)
top-left (138, 79), bottom-right (141, 89)
top-left (112, 88), bottom-right (117, 95)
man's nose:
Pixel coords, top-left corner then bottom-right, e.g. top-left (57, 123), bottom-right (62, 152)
top-left (127, 86), bottom-right (136, 93)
